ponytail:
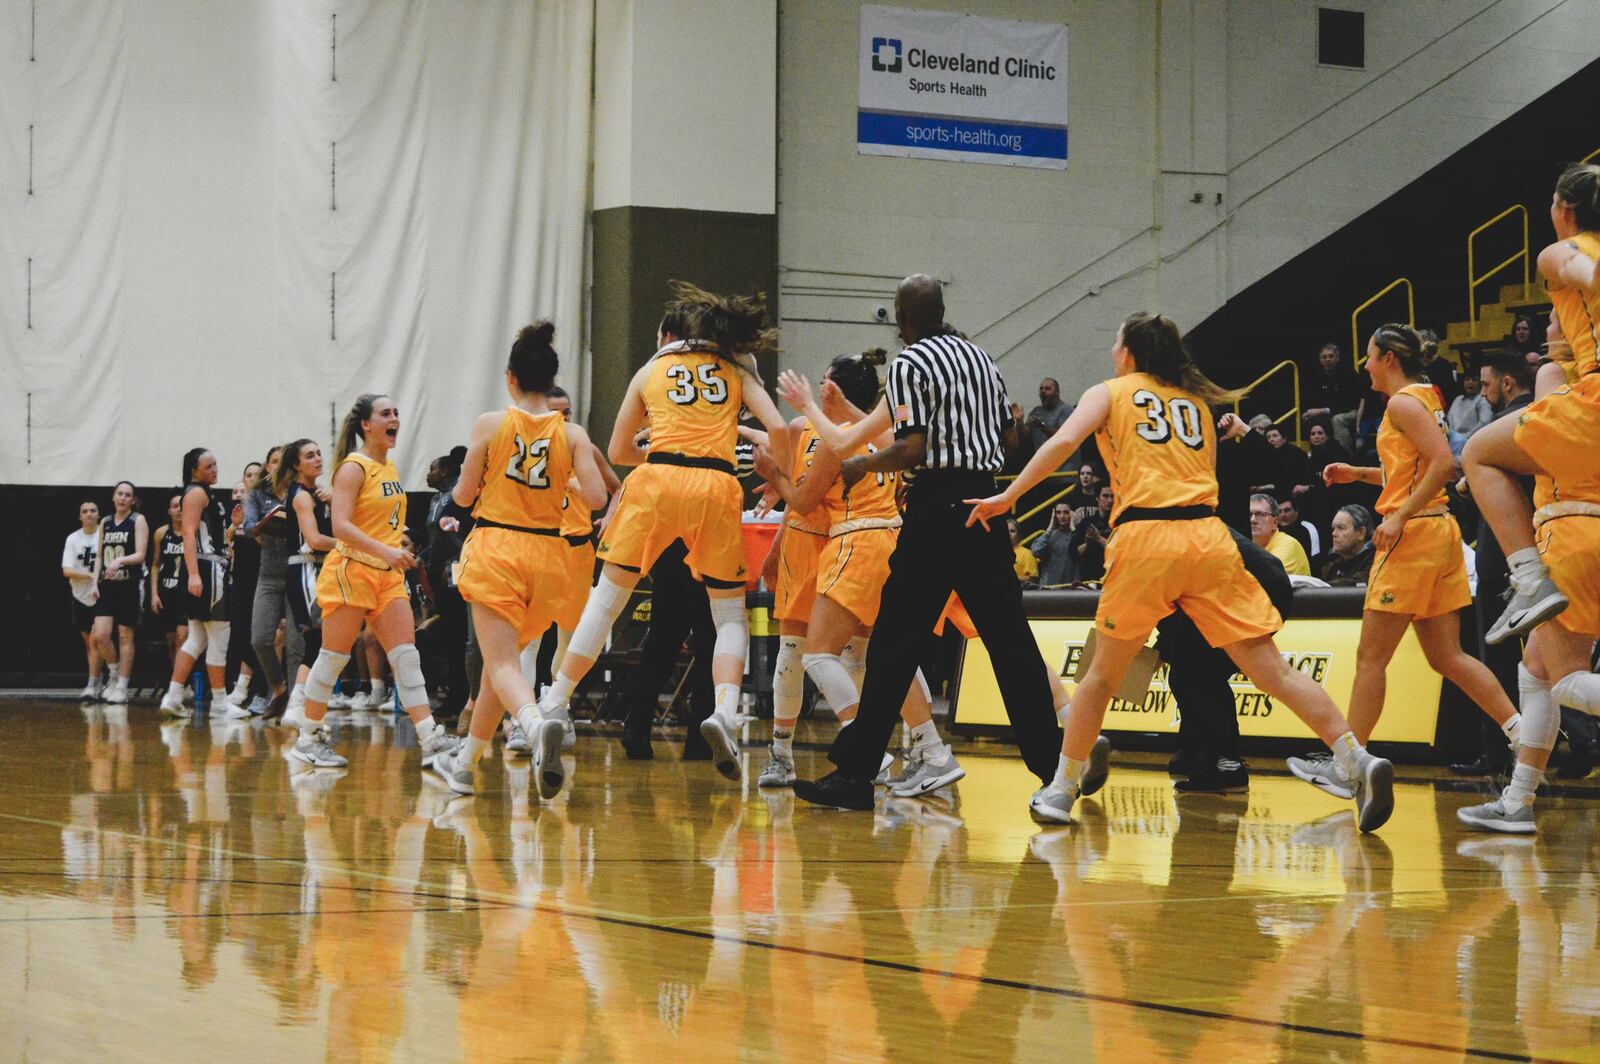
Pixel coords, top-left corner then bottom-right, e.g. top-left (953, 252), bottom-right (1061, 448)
top-left (1119, 312), bottom-right (1241, 405)
top-left (180, 448), bottom-right (209, 486)
top-left (824, 348), bottom-right (886, 411)
top-left (334, 394), bottom-right (384, 465)
top-left (271, 438), bottom-right (316, 498)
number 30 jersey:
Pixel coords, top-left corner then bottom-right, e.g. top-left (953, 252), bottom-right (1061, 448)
top-left (474, 406), bottom-right (571, 531)
top-left (339, 451), bottom-right (407, 549)
top-left (642, 343), bottom-right (744, 466)
top-left (1093, 371), bottom-right (1219, 525)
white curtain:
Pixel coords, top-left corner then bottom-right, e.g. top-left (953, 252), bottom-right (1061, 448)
top-left (0, 0), bottom-right (593, 487)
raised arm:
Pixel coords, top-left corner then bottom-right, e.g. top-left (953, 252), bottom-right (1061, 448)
top-left (777, 370), bottom-right (891, 456)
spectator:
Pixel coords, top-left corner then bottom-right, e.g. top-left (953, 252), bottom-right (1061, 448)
top-left (1321, 504), bottom-right (1376, 586)
top-left (1069, 463), bottom-right (1106, 528)
top-left (1248, 493), bottom-right (1310, 576)
top-left (1507, 314), bottom-right (1541, 358)
top-left (1068, 484), bottom-right (1114, 581)
top-left (1030, 503), bottom-right (1076, 587)
top-left (1277, 495), bottom-right (1320, 561)
top-left (1304, 419), bottom-right (1351, 480)
top-left (1302, 342), bottom-right (1361, 451)
top-left (1008, 519), bottom-right (1038, 586)
top-left (1216, 416), bottom-right (1275, 533)
top-left (1419, 329), bottom-right (1460, 407)
top-left (1256, 424), bottom-right (1311, 500)
top-left (1446, 370), bottom-right (1493, 440)
top-left (1024, 377), bottom-right (1073, 455)
top-left (1480, 348), bottom-right (1535, 416)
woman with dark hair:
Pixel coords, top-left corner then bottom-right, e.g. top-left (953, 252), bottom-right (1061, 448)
top-left (159, 449), bottom-right (233, 717)
top-left (223, 459), bottom-right (266, 710)
top-left (424, 446), bottom-right (469, 716)
top-left (273, 439), bottom-right (334, 724)
top-left (968, 311), bottom-right (1395, 831)
top-left (62, 500), bottom-right (105, 699)
top-left (90, 481), bottom-right (149, 705)
top-left (240, 445), bottom-right (298, 718)
top-left (1507, 314), bottom-right (1541, 358)
top-left (149, 493), bottom-right (190, 687)
top-left (428, 322), bottom-right (608, 799)
top-left (531, 283), bottom-right (791, 782)
top-left (1290, 324), bottom-right (1521, 795)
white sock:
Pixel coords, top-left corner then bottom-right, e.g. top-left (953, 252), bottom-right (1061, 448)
top-left (910, 720), bottom-right (941, 755)
top-left (547, 674), bottom-right (576, 707)
top-left (1053, 754), bottom-right (1084, 790)
top-left (415, 716), bottom-right (440, 743)
top-left (1500, 712), bottom-right (1523, 745)
top-left (370, 680), bottom-right (388, 699)
top-left (714, 683), bottom-right (740, 723)
top-left (464, 736), bottom-right (489, 765)
top-left (290, 682), bottom-right (305, 699)
top-left (1504, 762), bottom-right (1542, 806)
top-left (1506, 547), bottom-right (1546, 588)
top-left (1330, 732), bottom-right (1364, 781)
top-left (167, 680), bottom-right (185, 699)
top-left (772, 728), bottom-right (793, 758)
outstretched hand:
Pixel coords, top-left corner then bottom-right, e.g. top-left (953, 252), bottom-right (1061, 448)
top-left (777, 370), bottom-right (814, 412)
top-left (964, 494), bottom-right (1011, 529)
top-left (1323, 462), bottom-right (1356, 486)
top-left (1216, 412), bottom-right (1248, 441)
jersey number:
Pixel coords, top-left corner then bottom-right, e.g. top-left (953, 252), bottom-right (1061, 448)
top-left (665, 363), bottom-right (728, 405)
top-left (503, 435), bottom-right (551, 489)
top-left (388, 503), bottom-right (402, 530)
top-left (1131, 390), bottom-right (1205, 449)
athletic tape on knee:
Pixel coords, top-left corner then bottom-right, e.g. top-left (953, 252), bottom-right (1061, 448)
top-left (567, 573), bottom-right (630, 662)
top-left (1518, 663), bottom-right (1559, 751)
top-left (773, 637), bottom-right (805, 722)
top-left (710, 595), bottom-right (748, 663)
top-left (387, 643), bottom-right (427, 709)
top-left (305, 649), bottom-right (351, 704)
top-left (1552, 670), bottom-right (1600, 717)
top-left (203, 621), bottom-right (230, 667)
top-left (803, 652), bottom-right (858, 716)
top-left (842, 636), bottom-right (869, 690)
top-left (180, 624), bottom-right (207, 661)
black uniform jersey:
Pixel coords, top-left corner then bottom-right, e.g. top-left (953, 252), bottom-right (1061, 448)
top-left (99, 514), bottom-right (140, 583)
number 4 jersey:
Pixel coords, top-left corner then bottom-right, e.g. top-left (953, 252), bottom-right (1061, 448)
top-left (1094, 372), bottom-right (1219, 524)
top-left (473, 406), bottom-right (571, 531)
top-left (642, 342), bottom-right (744, 466)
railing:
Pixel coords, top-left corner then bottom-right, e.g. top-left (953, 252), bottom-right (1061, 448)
top-left (1467, 204), bottom-right (1529, 337)
top-left (999, 471), bottom-right (1078, 546)
top-left (1583, 146), bottom-right (1600, 164)
top-left (1350, 277), bottom-right (1414, 369)
top-left (1230, 359), bottom-right (1304, 447)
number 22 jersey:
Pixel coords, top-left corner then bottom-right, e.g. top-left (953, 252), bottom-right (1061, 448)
top-left (1093, 372), bottom-right (1219, 524)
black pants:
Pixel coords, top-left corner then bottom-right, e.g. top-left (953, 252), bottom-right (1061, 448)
top-left (830, 474), bottom-right (1061, 783)
top-left (433, 584), bottom-right (470, 711)
top-left (623, 542), bottom-right (714, 742)
top-left (1159, 609), bottom-right (1241, 762)
top-left (1470, 516), bottom-right (1517, 767)
top-left (535, 623), bottom-right (559, 691)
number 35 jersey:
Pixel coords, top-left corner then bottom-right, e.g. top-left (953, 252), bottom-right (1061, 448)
top-left (339, 451), bottom-right (408, 549)
top-left (474, 407), bottom-right (571, 531)
top-left (643, 344), bottom-right (744, 466)
top-left (1094, 371), bottom-right (1219, 525)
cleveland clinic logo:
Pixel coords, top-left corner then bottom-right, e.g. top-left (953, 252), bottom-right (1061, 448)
top-left (871, 36), bottom-right (902, 72)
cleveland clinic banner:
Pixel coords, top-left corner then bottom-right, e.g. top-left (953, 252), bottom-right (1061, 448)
top-left (858, 5), bottom-right (1067, 169)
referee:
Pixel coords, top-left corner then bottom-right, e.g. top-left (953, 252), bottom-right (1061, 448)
top-left (793, 274), bottom-right (1064, 810)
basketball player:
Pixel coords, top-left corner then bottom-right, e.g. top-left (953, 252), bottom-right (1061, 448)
top-left (159, 450), bottom-right (233, 718)
top-left (89, 481), bottom-right (148, 705)
top-left (430, 323), bottom-right (607, 799)
top-left (275, 439), bottom-right (335, 725)
top-left (966, 313), bottom-right (1395, 831)
top-left (62, 500), bottom-right (105, 699)
top-left (756, 351), bottom-right (962, 795)
top-left (149, 493), bottom-right (190, 684)
top-left (1463, 163), bottom-right (1600, 644)
top-left (1285, 325), bottom-right (1521, 799)
top-left (531, 283), bottom-right (790, 781)
top-left (290, 394), bottom-right (456, 772)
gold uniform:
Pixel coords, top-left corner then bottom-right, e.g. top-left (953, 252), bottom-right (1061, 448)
top-left (774, 424), bottom-right (828, 623)
top-left (1092, 372), bottom-right (1279, 646)
top-left (316, 451), bottom-right (410, 616)
top-left (816, 441), bottom-right (901, 627)
top-left (597, 346), bottom-right (748, 586)
top-left (455, 406), bottom-right (575, 644)
top-left (1365, 382), bottom-right (1471, 619)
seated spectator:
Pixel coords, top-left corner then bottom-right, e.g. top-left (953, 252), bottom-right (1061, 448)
top-left (1069, 485), bottom-right (1114, 581)
top-left (1446, 369), bottom-right (1493, 443)
top-left (1321, 504), bottom-right (1376, 586)
top-left (1249, 493), bottom-right (1310, 576)
top-left (1009, 519), bottom-right (1038, 586)
top-left (1277, 495), bottom-right (1321, 561)
top-left (1301, 342), bottom-right (1361, 452)
top-left (1030, 502), bottom-right (1076, 587)
top-left (1304, 419), bottom-right (1351, 480)
top-left (1069, 463), bottom-right (1106, 528)
top-left (1506, 314), bottom-right (1541, 358)
top-left (1255, 424), bottom-right (1312, 500)
top-left (1419, 329), bottom-right (1461, 407)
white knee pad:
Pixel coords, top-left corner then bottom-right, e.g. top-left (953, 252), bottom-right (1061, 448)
top-left (803, 652), bottom-right (858, 716)
top-left (180, 624), bottom-right (208, 661)
top-left (203, 621), bottom-right (230, 667)
top-left (387, 643), bottom-right (427, 709)
top-left (710, 595), bottom-right (747, 663)
top-left (773, 637), bottom-right (805, 721)
top-left (567, 573), bottom-right (630, 662)
top-left (305, 649), bottom-right (352, 704)
top-left (842, 635), bottom-right (869, 690)
top-left (1552, 670), bottom-right (1600, 717)
top-left (1518, 663), bottom-right (1559, 751)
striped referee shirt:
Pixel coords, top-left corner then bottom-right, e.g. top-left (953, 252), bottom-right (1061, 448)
top-left (887, 333), bottom-right (1010, 472)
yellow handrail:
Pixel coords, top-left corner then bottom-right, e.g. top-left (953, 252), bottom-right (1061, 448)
top-left (1350, 278), bottom-right (1414, 369)
top-left (1584, 146), bottom-right (1600, 164)
top-left (1467, 204), bottom-right (1529, 337)
top-left (1230, 359), bottom-right (1303, 447)
top-left (1015, 479), bottom-right (1082, 532)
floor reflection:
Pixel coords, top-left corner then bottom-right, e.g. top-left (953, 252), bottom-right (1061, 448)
top-left (2, 701), bottom-right (1599, 1061)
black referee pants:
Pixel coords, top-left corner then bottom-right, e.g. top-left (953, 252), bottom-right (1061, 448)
top-left (829, 474), bottom-right (1062, 784)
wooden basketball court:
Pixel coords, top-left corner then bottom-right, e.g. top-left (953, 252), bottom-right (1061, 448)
top-left (1, 699), bottom-right (1595, 1062)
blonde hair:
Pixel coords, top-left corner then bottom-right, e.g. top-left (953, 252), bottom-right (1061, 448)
top-left (334, 394), bottom-right (385, 465)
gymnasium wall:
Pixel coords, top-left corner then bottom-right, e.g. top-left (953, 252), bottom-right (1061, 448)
top-left (774, 0), bottom-right (1600, 401)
